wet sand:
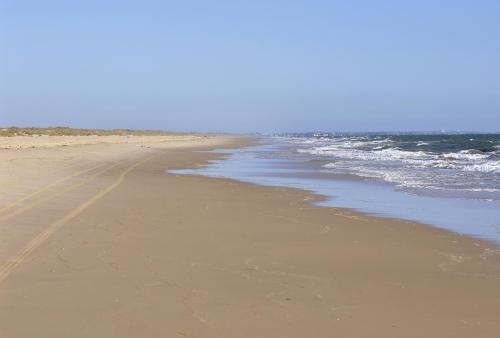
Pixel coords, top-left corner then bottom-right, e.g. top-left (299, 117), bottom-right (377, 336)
top-left (0, 135), bottom-right (500, 338)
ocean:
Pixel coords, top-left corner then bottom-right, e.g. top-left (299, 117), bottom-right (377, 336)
top-left (171, 133), bottom-right (500, 245)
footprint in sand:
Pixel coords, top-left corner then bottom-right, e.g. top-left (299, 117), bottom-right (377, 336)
top-left (318, 225), bottom-right (331, 234)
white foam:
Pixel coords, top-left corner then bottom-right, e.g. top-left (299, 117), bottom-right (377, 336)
top-left (462, 161), bottom-right (500, 173)
top-left (294, 135), bottom-right (499, 200)
top-left (443, 150), bottom-right (490, 161)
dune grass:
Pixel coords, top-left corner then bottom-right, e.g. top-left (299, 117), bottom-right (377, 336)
top-left (0, 126), bottom-right (176, 137)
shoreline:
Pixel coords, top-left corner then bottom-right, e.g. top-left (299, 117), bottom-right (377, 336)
top-left (182, 139), bottom-right (500, 247)
top-left (182, 170), bottom-right (500, 252)
top-left (1, 135), bottom-right (500, 337)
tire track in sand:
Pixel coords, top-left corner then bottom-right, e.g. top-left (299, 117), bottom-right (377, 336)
top-left (0, 159), bottom-right (130, 223)
top-left (0, 161), bottom-right (113, 215)
top-left (0, 153), bottom-right (158, 283)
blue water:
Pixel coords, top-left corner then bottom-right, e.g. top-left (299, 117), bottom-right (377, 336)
top-left (170, 138), bottom-right (500, 245)
top-left (286, 133), bottom-right (500, 202)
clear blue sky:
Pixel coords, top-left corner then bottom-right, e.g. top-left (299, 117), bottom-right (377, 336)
top-left (1, 0), bottom-right (499, 133)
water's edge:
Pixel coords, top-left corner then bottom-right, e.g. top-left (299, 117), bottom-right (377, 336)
top-left (169, 139), bottom-right (500, 246)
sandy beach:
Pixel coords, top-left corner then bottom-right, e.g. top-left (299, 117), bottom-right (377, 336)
top-left (1, 135), bottom-right (500, 338)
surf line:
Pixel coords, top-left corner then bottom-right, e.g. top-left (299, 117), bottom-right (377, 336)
top-left (0, 152), bottom-right (160, 284)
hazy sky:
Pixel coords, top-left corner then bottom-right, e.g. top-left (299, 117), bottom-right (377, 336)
top-left (1, 0), bottom-right (499, 133)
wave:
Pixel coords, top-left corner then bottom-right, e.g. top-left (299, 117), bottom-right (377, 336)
top-left (299, 144), bottom-right (500, 173)
top-left (323, 162), bottom-right (500, 190)
top-left (462, 161), bottom-right (500, 173)
top-left (286, 134), bottom-right (500, 201)
top-left (443, 150), bottom-right (491, 161)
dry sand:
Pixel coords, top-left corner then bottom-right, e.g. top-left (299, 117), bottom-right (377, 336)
top-left (0, 134), bottom-right (199, 150)
top-left (0, 135), bottom-right (499, 338)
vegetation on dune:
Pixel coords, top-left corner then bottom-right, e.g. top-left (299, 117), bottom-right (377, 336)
top-left (0, 126), bottom-right (176, 137)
